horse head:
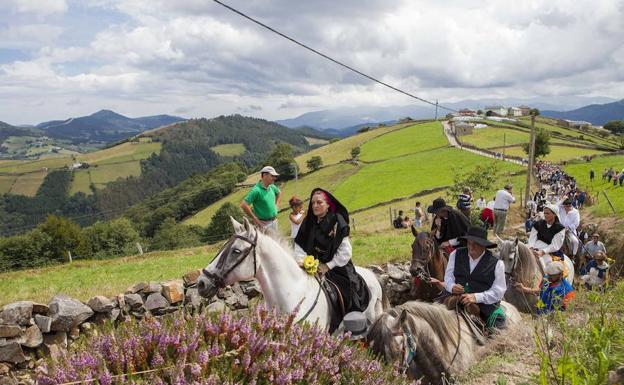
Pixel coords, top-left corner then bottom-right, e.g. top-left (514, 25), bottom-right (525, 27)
top-left (197, 217), bottom-right (259, 298)
top-left (497, 237), bottom-right (519, 277)
top-left (368, 308), bottom-right (412, 363)
top-left (409, 227), bottom-right (439, 279)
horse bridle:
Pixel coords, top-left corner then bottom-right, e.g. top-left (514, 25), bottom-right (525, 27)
top-left (504, 243), bottom-right (520, 279)
top-left (412, 235), bottom-right (438, 283)
top-left (202, 232), bottom-right (258, 289)
top-left (393, 329), bottom-right (418, 374)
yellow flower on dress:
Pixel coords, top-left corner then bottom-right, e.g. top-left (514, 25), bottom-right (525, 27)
top-left (303, 255), bottom-right (319, 275)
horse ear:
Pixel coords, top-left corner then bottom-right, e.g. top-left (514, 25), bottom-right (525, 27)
top-left (242, 217), bottom-right (252, 232)
top-left (231, 217), bottom-right (245, 234)
top-left (411, 225), bottom-right (418, 238)
top-left (514, 237), bottom-right (519, 246)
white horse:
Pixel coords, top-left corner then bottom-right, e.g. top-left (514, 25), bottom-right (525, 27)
top-left (197, 217), bottom-right (385, 331)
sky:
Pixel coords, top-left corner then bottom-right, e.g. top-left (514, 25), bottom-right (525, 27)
top-left (0, 0), bottom-right (623, 125)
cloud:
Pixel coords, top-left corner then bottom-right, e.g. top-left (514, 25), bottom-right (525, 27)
top-left (0, 0), bottom-right (623, 124)
top-left (2, 0), bottom-right (67, 16)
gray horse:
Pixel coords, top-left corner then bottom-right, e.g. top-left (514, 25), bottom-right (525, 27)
top-left (496, 239), bottom-right (541, 313)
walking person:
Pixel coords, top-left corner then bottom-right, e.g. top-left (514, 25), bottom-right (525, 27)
top-left (492, 184), bottom-right (515, 236)
top-left (457, 187), bottom-right (472, 218)
top-left (589, 169), bottom-right (595, 182)
top-left (240, 166), bottom-right (282, 231)
top-left (476, 195), bottom-right (487, 210)
top-left (414, 201), bottom-right (424, 227)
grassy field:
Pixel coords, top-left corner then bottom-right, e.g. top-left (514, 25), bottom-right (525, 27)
top-left (564, 155), bottom-right (624, 216)
top-left (294, 122), bottom-right (414, 170)
top-left (334, 147), bottom-right (523, 211)
top-left (518, 117), bottom-right (617, 148)
top-left (460, 126), bottom-right (569, 149)
top-left (359, 121), bottom-right (447, 162)
top-left (70, 169), bottom-right (92, 195)
top-left (0, 174), bottom-right (17, 194)
top-left (304, 136), bottom-right (329, 145)
top-left (211, 143), bottom-right (246, 156)
top-left (501, 145), bottom-right (607, 162)
top-left (89, 162), bottom-right (142, 185)
top-left (9, 170), bottom-right (48, 196)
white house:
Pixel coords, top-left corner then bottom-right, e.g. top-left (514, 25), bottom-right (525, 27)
top-left (484, 106), bottom-right (508, 116)
top-left (508, 107), bottom-right (523, 117)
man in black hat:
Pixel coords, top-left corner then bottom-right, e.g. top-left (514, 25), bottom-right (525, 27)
top-left (428, 197), bottom-right (470, 253)
top-left (443, 226), bottom-right (507, 330)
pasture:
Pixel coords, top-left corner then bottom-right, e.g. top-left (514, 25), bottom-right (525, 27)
top-left (359, 121), bottom-right (447, 161)
top-left (460, 126), bottom-right (569, 149)
top-left (9, 170), bottom-right (48, 196)
top-left (304, 136), bottom-right (329, 145)
top-left (210, 143), bottom-right (246, 156)
top-left (501, 145), bottom-right (607, 162)
top-left (0, 174), bottom-right (17, 194)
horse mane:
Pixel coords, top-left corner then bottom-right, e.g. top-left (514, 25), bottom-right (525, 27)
top-left (515, 241), bottom-right (540, 285)
top-left (256, 226), bottom-right (295, 257)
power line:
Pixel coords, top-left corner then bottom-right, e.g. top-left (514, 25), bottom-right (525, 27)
top-left (211, 0), bottom-right (457, 113)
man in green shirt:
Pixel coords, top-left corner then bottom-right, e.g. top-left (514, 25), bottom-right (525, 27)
top-left (240, 166), bottom-right (282, 231)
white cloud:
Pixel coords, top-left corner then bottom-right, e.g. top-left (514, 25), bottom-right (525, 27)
top-left (3, 0), bottom-right (67, 15)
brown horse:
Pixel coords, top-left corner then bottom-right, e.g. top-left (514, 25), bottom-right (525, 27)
top-left (409, 227), bottom-right (447, 302)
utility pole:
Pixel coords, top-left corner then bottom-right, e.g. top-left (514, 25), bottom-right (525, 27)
top-left (292, 162), bottom-right (298, 195)
top-left (525, 114), bottom-right (536, 207)
top-left (503, 132), bottom-right (506, 160)
top-left (435, 99), bottom-right (439, 120)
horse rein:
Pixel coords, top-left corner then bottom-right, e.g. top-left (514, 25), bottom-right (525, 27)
top-left (202, 233), bottom-right (258, 289)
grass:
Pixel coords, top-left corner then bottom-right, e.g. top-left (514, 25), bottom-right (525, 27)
top-left (210, 143), bottom-right (246, 156)
top-left (9, 170), bottom-right (47, 196)
top-left (518, 117), bottom-right (617, 149)
top-left (564, 155), bottom-right (624, 216)
top-left (501, 145), bottom-right (607, 163)
top-left (89, 161), bottom-right (142, 185)
top-left (0, 245), bottom-right (220, 306)
top-left (69, 169), bottom-right (92, 195)
top-left (461, 127), bottom-right (569, 149)
top-left (304, 136), bottom-right (329, 145)
top-left (359, 121), bottom-right (447, 162)
top-left (333, 147), bottom-right (523, 211)
top-left (0, 174), bottom-right (17, 194)
top-left (294, 122), bottom-right (414, 170)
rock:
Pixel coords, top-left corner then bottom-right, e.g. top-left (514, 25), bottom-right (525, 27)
top-left (0, 362), bottom-right (10, 375)
top-left (144, 293), bottom-right (169, 313)
top-left (217, 286), bottom-right (234, 300)
top-left (0, 376), bottom-right (17, 385)
top-left (0, 325), bottom-right (21, 339)
top-left (19, 326), bottom-right (43, 348)
top-left (143, 282), bottom-right (162, 294)
top-left (46, 344), bottom-right (64, 363)
top-left (608, 365), bottom-right (624, 385)
top-left (131, 311), bottom-right (144, 319)
top-left (110, 308), bottom-right (120, 322)
top-left (43, 332), bottom-right (67, 349)
top-left (31, 303), bottom-right (49, 316)
top-left (124, 294), bottom-right (143, 310)
top-left (125, 282), bottom-right (148, 294)
top-left (87, 296), bottom-right (114, 313)
top-left (48, 296), bottom-right (94, 332)
top-left (240, 280), bottom-right (262, 298)
top-left (80, 322), bottom-right (94, 334)
top-left (69, 327), bottom-right (80, 340)
top-left (206, 301), bottom-right (226, 313)
top-left (162, 281), bottom-right (184, 304)
top-left (183, 269), bottom-right (202, 286)
top-left (34, 315), bottom-right (51, 334)
top-left (225, 294), bottom-right (248, 310)
top-left (0, 302), bottom-right (33, 326)
top-left (387, 264), bottom-right (405, 281)
top-left (0, 341), bottom-right (26, 363)
top-left (184, 288), bottom-right (202, 308)
top-left (116, 294), bottom-right (126, 309)
top-left (367, 264), bottom-right (385, 275)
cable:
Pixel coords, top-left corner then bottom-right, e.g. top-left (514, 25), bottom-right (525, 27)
top-left (211, 0), bottom-right (457, 113)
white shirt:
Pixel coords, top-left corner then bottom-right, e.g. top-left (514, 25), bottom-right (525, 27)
top-left (486, 200), bottom-right (495, 209)
top-left (558, 205), bottom-right (580, 235)
top-left (289, 212), bottom-right (303, 238)
top-left (294, 237), bottom-right (352, 270)
top-left (528, 224), bottom-right (565, 254)
top-left (493, 189), bottom-right (515, 210)
top-left (476, 198), bottom-right (487, 209)
top-left (444, 250), bottom-right (507, 305)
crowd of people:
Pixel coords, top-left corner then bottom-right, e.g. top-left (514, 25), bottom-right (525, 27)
top-left (240, 161), bottom-right (612, 335)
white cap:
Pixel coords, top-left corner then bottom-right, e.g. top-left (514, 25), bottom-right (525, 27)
top-left (543, 202), bottom-right (559, 218)
top-left (260, 166), bottom-right (279, 176)
top-left (545, 261), bottom-right (564, 275)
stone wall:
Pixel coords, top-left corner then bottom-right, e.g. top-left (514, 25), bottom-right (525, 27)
top-left (0, 263), bottom-right (413, 384)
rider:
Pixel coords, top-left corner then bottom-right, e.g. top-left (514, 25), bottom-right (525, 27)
top-left (558, 198), bottom-right (580, 259)
top-left (428, 197), bottom-right (470, 254)
top-left (294, 188), bottom-right (369, 330)
top-left (442, 226), bottom-right (507, 331)
top-left (528, 202), bottom-right (567, 271)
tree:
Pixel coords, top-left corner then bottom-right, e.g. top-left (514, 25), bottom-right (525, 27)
top-left (448, 163), bottom-right (499, 204)
top-left (78, 218), bottom-right (140, 258)
top-left (351, 147), bottom-right (361, 159)
top-left (205, 202), bottom-right (245, 242)
top-left (530, 108), bottom-right (540, 116)
top-left (151, 218), bottom-right (203, 250)
top-left (604, 120), bottom-right (624, 134)
top-left (522, 128), bottom-right (551, 160)
top-left (476, 110), bottom-right (484, 115)
top-left (306, 156), bottom-right (323, 172)
top-left (37, 215), bottom-right (84, 262)
top-left (263, 143), bottom-right (296, 180)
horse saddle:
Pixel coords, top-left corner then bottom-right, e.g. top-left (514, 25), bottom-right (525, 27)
top-left (319, 277), bottom-right (346, 333)
top-left (442, 295), bottom-right (488, 346)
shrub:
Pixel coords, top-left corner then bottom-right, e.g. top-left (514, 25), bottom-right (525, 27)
top-left (351, 146), bottom-right (361, 159)
top-left (37, 215), bottom-right (84, 263)
top-left (306, 156), bottom-right (323, 172)
top-left (37, 306), bottom-right (413, 385)
top-left (205, 202), bottom-right (244, 242)
top-left (78, 218), bottom-right (141, 259)
top-left (150, 218), bottom-right (203, 250)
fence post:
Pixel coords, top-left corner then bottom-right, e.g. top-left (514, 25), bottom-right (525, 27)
top-left (136, 242), bottom-right (144, 256)
top-left (67, 251), bottom-right (73, 264)
top-left (389, 207), bottom-right (393, 227)
top-left (602, 190), bottom-right (617, 214)
top-left (351, 218), bottom-right (356, 233)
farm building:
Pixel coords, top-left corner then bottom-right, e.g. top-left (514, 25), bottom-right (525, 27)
top-left (484, 106), bottom-right (508, 116)
top-left (453, 121), bottom-right (473, 136)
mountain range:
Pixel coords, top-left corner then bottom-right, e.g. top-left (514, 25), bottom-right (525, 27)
top-left (541, 99), bottom-right (624, 126)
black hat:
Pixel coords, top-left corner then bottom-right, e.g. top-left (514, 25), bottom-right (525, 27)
top-left (562, 198), bottom-right (573, 206)
top-left (342, 311), bottom-right (369, 340)
top-left (460, 226), bottom-right (497, 248)
top-left (427, 197), bottom-right (451, 214)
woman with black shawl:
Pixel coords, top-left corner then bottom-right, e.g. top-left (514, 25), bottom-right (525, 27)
top-left (294, 188), bottom-right (370, 318)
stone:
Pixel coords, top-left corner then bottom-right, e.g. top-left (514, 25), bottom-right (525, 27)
top-left (34, 315), bottom-right (51, 334)
top-left (125, 282), bottom-right (148, 294)
top-left (0, 376), bottom-right (17, 385)
top-left (217, 286), bottom-right (234, 300)
top-left (0, 302), bottom-right (33, 326)
top-left (240, 280), bottom-right (262, 298)
top-left (184, 288), bottom-right (202, 308)
top-left (87, 296), bottom-right (114, 313)
top-left (0, 362), bottom-right (10, 375)
top-left (143, 282), bottom-right (162, 294)
top-left (116, 294), bottom-right (126, 309)
top-left (31, 303), bottom-right (49, 316)
top-left (69, 327), bottom-right (80, 340)
top-left (0, 325), bottom-right (21, 339)
top-left (130, 311), bottom-right (144, 319)
top-left (367, 264), bottom-right (385, 275)
top-left (19, 325), bottom-right (43, 348)
top-left (387, 264), bottom-right (405, 281)
top-left (0, 341), bottom-right (26, 363)
top-left (183, 269), bottom-right (202, 286)
top-left (162, 280), bottom-right (184, 304)
top-left (206, 301), bottom-right (226, 313)
top-left (48, 296), bottom-right (94, 332)
top-left (110, 308), bottom-right (120, 322)
top-left (80, 322), bottom-right (94, 334)
top-left (144, 293), bottom-right (169, 313)
top-left (46, 344), bottom-right (64, 363)
top-left (43, 331), bottom-right (67, 349)
top-left (608, 365), bottom-right (624, 385)
top-left (124, 294), bottom-right (143, 310)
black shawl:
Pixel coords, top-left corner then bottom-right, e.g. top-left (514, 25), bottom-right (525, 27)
top-left (433, 207), bottom-right (470, 244)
